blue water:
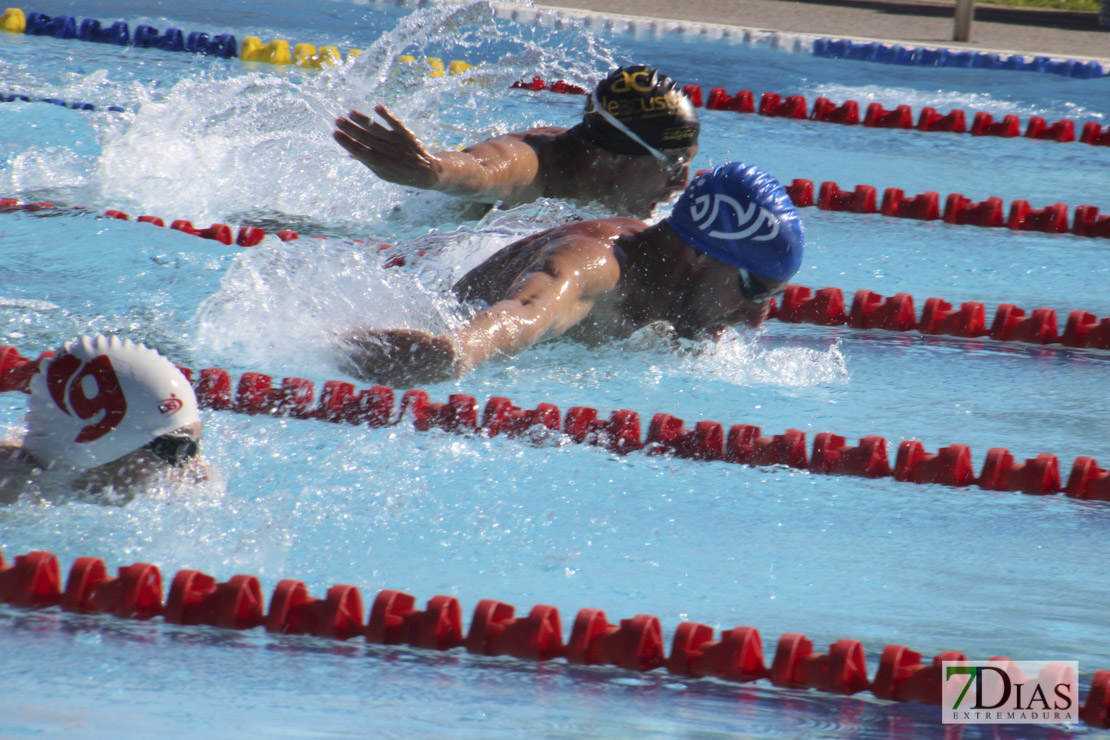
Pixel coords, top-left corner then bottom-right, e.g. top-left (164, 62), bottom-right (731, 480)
top-left (2, 1), bottom-right (1109, 737)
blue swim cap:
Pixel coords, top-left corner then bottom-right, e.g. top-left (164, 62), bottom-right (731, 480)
top-left (666, 162), bottom-right (804, 282)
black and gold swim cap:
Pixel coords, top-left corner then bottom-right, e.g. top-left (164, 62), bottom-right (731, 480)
top-left (579, 65), bottom-right (700, 156)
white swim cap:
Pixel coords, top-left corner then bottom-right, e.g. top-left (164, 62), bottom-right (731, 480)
top-left (23, 335), bottom-right (200, 470)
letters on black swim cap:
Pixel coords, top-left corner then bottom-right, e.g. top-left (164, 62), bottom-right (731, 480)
top-left (579, 65), bottom-right (700, 156)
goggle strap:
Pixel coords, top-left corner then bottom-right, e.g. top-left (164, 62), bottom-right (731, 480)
top-left (588, 90), bottom-right (670, 163)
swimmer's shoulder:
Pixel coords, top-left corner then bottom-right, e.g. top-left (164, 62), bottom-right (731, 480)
top-left (544, 219), bottom-right (645, 271)
top-left (519, 126), bottom-right (571, 140)
top-left (484, 127), bottom-right (568, 152)
top-left (559, 217), bottom-right (646, 241)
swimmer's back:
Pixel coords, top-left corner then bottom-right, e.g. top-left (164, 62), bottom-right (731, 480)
top-left (453, 217), bottom-right (645, 305)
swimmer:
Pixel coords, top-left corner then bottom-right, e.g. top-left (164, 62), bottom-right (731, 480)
top-left (333, 65), bottom-right (700, 219)
top-left (341, 162), bottom-right (804, 386)
top-left (0, 335), bottom-right (206, 504)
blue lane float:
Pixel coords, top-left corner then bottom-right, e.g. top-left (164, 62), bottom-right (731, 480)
top-left (1, 92), bottom-right (125, 112)
top-left (77, 18), bottom-right (129, 45)
top-left (133, 24), bottom-right (185, 52)
top-left (24, 11), bottom-right (76, 39)
top-left (185, 31), bottom-right (238, 58)
top-left (812, 37), bottom-right (1106, 78)
top-left (15, 8), bottom-right (1105, 79)
top-left (16, 11), bottom-right (237, 59)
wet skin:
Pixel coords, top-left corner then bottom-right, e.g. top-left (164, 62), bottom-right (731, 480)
top-left (341, 219), bottom-right (786, 386)
top-left (333, 105), bottom-right (696, 220)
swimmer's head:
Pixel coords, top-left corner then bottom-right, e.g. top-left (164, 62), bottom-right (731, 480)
top-left (667, 162), bottom-right (804, 293)
top-left (23, 335), bottom-right (200, 471)
top-left (579, 65), bottom-right (700, 157)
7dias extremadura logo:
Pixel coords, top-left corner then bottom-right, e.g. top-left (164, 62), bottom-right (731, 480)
top-left (942, 660), bottom-right (1079, 724)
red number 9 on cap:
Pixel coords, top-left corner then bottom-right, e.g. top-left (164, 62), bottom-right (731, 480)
top-left (45, 353), bottom-right (128, 443)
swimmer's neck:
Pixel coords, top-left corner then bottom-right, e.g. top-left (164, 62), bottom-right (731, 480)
top-left (617, 221), bottom-right (691, 282)
top-left (611, 221), bottom-right (697, 324)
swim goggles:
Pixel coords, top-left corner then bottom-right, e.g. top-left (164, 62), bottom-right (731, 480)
top-left (143, 433), bottom-right (200, 467)
top-left (587, 90), bottom-right (688, 171)
top-left (738, 267), bottom-right (786, 303)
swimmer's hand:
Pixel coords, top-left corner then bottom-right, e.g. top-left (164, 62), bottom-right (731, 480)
top-left (333, 105), bottom-right (444, 190)
top-left (339, 328), bottom-right (459, 387)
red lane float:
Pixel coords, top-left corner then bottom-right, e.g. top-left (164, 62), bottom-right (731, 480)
top-left (3, 344), bottom-right (1110, 501)
top-left (366, 590), bottom-right (463, 650)
top-left (466, 600), bottom-right (565, 660)
top-left (894, 442), bottom-right (976, 487)
top-left (567, 609), bottom-right (665, 671)
top-left (766, 284), bottom-right (1110, 354)
top-left (265, 580), bottom-right (365, 639)
top-left (1025, 116), bottom-right (1076, 143)
top-left (0, 550), bottom-right (62, 608)
top-left (848, 290), bottom-right (915, 331)
top-left (782, 178), bottom-right (1105, 239)
top-left (706, 87), bottom-right (754, 113)
top-left (1072, 206), bottom-right (1110, 238)
top-left (943, 193), bottom-right (1005, 227)
top-left (1080, 123), bottom-right (1110, 146)
top-left (758, 93), bottom-right (807, 119)
top-left (784, 178), bottom-right (815, 208)
top-left (0, 199), bottom-right (326, 246)
top-left (515, 76), bottom-right (1110, 148)
top-left (60, 557), bottom-right (163, 618)
top-left (880, 189), bottom-right (940, 220)
top-left (773, 286), bottom-right (847, 325)
top-left (917, 107), bottom-right (967, 133)
top-left (3, 548), bottom-right (1108, 727)
top-left (669, 623), bottom-right (767, 681)
top-left (165, 570), bottom-right (266, 629)
top-left (725, 425), bottom-right (808, 469)
top-left (817, 182), bottom-right (876, 213)
top-left (646, 414), bottom-right (724, 461)
top-left (5, 181), bottom-right (1105, 242)
top-left (970, 112), bottom-right (1021, 138)
top-left (864, 103), bottom-right (913, 129)
top-left (810, 97), bottom-right (859, 125)
top-left (770, 634), bottom-right (870, 694)
top-left (810, 433), bottom-right (892, 478)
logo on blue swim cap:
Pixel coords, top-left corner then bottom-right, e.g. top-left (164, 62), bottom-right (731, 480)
top-left (667, 162), bottom-right (804, 282)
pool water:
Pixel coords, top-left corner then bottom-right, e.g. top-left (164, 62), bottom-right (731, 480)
top-left (1, 1), bottom-right (1109, 737)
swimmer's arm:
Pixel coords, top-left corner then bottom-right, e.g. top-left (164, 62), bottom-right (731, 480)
top-left (340, 241), bottom-right (618, 385)
top-left (333, 105), bottom-right (543, 203)
top-left (452, 241), bottom-right (619, 371)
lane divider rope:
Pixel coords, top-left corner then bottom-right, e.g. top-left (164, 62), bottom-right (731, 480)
top-left (0, 547), bottom-right (1106, 726)
top-left (0, 198), bottom-right (308, 246)
top-left (4, 198), bottom-right (1109, 353)
top-left (513, 76), bottom-right (1110, 148)
top-left (3, 4), bottom-right (1104, 96)
top-left (2, 345), bottom-right (1108, 502)
top-left (0, 92), bottom-right (125, 112)
top-left (5, 198), bottom-right (1110, 354)
top-left (0, 7), bottom-right (474, 73)
top-left (770, 284), bottom-right (1110, 353)
top-left (493, 3), bottom-right (1108, 79)
top-left (5, 7), bottom-right (1105, 142)
top-left (8, 4), bottom-right (1107, 80)
top-left (780, 178), bottom-right (1110, 238)
top-left (809, 36), bottom-right (1106, 78)
top-left (782, 177), bottom-right (1109, 236)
